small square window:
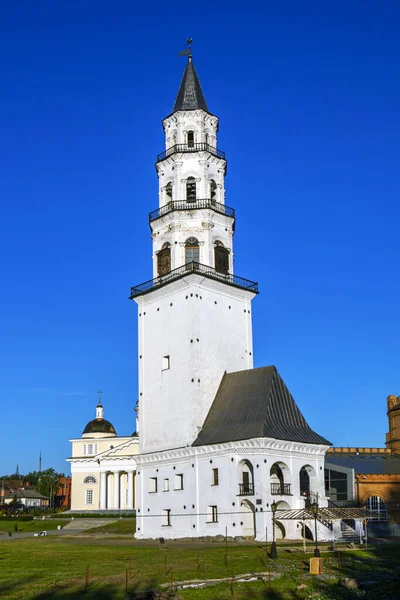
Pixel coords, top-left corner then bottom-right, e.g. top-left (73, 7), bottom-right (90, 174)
top-left (212, 468), bottom-right (219, 486)
top-left (164, 478), bottom-right (169, 492)
top-left (162, 509), bottom-right (171, 526)
top-left (149, 477), bottom-right (158, 493)
top-left (162, 355), bottom-right (170, 370)
top-left (174, 474), bottom-right (183, 490)
top-left (207, 505), bottom-right (218, 523)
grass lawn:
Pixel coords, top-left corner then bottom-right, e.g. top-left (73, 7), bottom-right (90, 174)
top-left (0, 537), bottom-right (399, 599)
top-left (0, 519), bottom-right (70, 534)
top-left (85, 519), bottom-right (136, 534)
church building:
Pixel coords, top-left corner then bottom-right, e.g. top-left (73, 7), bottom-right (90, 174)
top-left (68, 50), bottom-right (341, 542)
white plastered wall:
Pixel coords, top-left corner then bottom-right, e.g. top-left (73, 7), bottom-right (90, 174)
top-left (135, 276), bottom-right (255, 454)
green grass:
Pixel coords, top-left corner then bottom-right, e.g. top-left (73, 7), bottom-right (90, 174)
top-left (85, 519), bottom-right (136, 534)
top-left (0, 519), bottom-right (70, 534)
top-left (0, 538), bottom-right (399, 599)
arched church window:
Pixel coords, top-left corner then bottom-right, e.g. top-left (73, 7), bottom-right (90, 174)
top-left (186, 177), bottom-right (197, 203)
top-left (365, 496), bottom-right (387, 521)
top-left (214, 241), bottom-right (229, 274)
top-left (165, 182), bottom-right (172, 201)
top-left (185, 237), bottom-right (199, 264)
top-left (210, 179), bottom-right (217, 203)
top-left (83, 475), bottom-right (97, 484)
top-left (187, 130), bottom-right (195, 148)
top-left (157, 242), bottom-right (171, 276)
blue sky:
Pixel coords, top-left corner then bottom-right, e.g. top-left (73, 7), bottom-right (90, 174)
top-left (1, 2), bottom-right (399, 475)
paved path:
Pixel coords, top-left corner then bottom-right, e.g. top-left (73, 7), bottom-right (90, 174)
top-left (0, 529), bottom-right (85, 541)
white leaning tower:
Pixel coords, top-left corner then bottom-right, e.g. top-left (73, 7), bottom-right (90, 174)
top-left (131, 51), bottom-right (258, 455)
top-left (131, 49), bottom-right (332, 542)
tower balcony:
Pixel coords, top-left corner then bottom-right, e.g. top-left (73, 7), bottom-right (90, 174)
top-left (149, 198), bottom-right (235, 224)
top-left (156, 142), bottom-right (226, 163)
top-left (129, 261), bottom-right (258, 299)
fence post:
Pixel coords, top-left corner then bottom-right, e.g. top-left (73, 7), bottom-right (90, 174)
top-left (84, 565), bottom-right (89, 593)
top-left (197, 552), bottom-right (200, 571)
top-left (225, 526), bottom-right (228, 567)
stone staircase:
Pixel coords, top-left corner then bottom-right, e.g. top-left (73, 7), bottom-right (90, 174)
top-left (62, 518), bottom-right (119, 531)
top-left (340, 520), bottom-right (359, 542)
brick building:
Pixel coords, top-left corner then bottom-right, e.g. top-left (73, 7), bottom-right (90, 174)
top-left (325, 395), bottom-right (400, 536)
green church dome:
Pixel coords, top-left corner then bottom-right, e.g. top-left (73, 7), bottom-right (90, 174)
top-left (82, 418), bottom-right (116, 435)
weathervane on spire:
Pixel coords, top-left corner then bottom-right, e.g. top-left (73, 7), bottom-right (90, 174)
top-left (178, 38), bottom-right (193, 61)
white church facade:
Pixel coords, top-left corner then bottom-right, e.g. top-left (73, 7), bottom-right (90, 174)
top-left (68, 51), bottom-right (341, 542)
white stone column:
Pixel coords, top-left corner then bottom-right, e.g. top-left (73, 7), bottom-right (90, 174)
top-left (100, 472), bottom-right (107, 510)
top-left (113, 471), bottom-right (120, 510)
top-left (127, 471), bottom-right (134, 510)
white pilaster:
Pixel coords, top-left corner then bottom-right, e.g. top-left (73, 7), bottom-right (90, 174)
top-left (127, 471), bottom-right (134, 510)
top-left (100, 471), bottom-right (107, 509)
top-left (113, 471), bottom-right (120, 510)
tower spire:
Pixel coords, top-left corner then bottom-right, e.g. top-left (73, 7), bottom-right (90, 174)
top-left (173, 39), bottom-right (208, 114)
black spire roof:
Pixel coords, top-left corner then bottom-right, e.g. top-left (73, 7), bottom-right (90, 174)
top-left (172, 58), bottom-right (209, 114)
top-left (193, 366), bottom-right (331, 447)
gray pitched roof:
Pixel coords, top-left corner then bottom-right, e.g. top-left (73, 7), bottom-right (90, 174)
top-left (326, 452), bottom-right (400, 475)
top-left (5, 488), bottom-right (49, 499)
top-left (173, 59), bottom-right (209, 114)
top-left (193, 366), bottom-right (331, 447)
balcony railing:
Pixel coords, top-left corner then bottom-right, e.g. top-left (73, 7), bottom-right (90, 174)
top-left (149, 198), bottom-right (235, 223)
top-left (238, 483), bottom-right (254, 496)
top-left (270, 483), bottom-right (291, 495)
top-left (129, 261), bottom-right (259, 299)
top-left (157, 142), bottom-right (226, 163)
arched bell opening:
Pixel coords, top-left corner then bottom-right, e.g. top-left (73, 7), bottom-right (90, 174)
top-left (214, 241), bottom-right (229, 274)
top-left (186, 177), bottom-right (197, 202)
top-left (157, 242), bottom-right (171, 276)
top-left (185, 237), bottom-right (199, 265)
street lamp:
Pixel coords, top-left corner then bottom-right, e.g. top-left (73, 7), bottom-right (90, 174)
top-left (270, 500), bottom-right (278, 559)
top-left (311, 501), bottom-right (320, 557)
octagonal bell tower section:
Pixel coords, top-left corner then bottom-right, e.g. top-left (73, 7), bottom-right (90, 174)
top-left (131, 52), bottom-right (258, 454)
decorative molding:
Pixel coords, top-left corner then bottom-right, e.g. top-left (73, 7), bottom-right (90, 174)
top-left (135, 438), bottom-right (328, 468)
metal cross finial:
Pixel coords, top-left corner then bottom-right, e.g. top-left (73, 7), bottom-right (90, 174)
top-left (98, 389), bottom-right (103, 403)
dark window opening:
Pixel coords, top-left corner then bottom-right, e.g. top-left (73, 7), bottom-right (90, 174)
top-left (212, 468), bottom-right (219, 486)
top-left (157, 242), bottom-right (171, 276)
top-left (186, 177), bottom-right (196, 202)
top-left (214, 242), bottom-right (229, 274)
top-left (210, 179), bottom-right (217, 202)
top-left (165, 182), bottom-right (172, 200)
top-left (187, 130), bottom-right (194, 147)
top-left (299, 467), bottom-right (310, 496)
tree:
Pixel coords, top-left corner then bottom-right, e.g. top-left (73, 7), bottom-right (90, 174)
top-left (37, 469), bottom-right (63, 506)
